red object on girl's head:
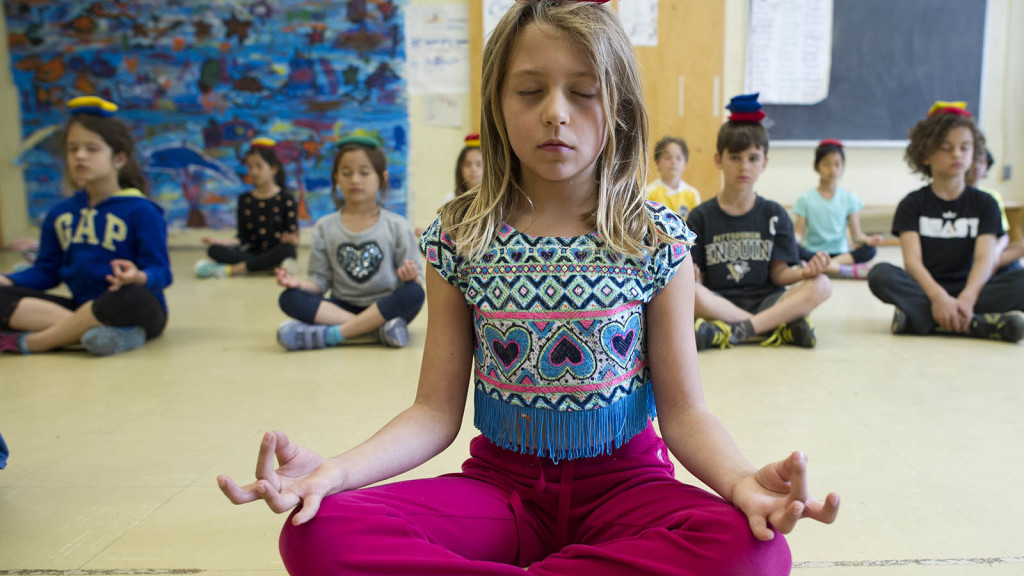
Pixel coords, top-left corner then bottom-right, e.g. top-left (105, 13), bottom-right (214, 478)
top-left (818, 139), bottom-right (843, 148)
top-left (727, 110), bottom-right (766, 124)
top-left (930, 107), bottom-right (973, 118)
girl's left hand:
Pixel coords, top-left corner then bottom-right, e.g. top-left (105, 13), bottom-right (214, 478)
top-left (396, 259), bottom-right (419, 283)
top-left (106, 259), bottom-right (146, 290)
top-left (280, 231), bottom-right (299, 245)
top-left (866, 234), bottom-right (885, 247)
top-left (731, 451), bottom-right (840, 541)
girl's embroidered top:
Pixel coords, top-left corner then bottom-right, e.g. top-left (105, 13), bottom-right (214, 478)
top-left (421, 202), bottom-right (695, 461)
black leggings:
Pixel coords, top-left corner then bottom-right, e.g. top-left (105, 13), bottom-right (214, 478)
top-left (798, 244), bottom-right (877, 264)
top-left (0, 284), bottom-right (167, 339)
top-left (208, 243), bottom-right (297, 272)
top-left (278, 281), bottom-right (425, 325)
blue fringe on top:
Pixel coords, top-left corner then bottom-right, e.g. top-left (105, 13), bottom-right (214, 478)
top-left (474, 384), bottom-right (657, 462)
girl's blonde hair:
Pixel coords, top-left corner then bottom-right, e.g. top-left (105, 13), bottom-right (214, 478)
top-left (441, 0), bottom-right (660, 258)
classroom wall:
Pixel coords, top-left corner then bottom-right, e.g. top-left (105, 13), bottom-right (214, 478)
top-left (0, 0), bottom-right (470, 245)
top-left (2, 1), bottom-right (1021, 243)
top-left (723, 0), bottom-right (1024, 208)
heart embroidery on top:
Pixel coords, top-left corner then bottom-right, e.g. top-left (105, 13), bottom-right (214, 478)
top-left (539, 328), bottom-right (595, 380)
top-left (337, 242), bottom-right (384, 283)
top-left (601, 314), bottom-right (642, 366)
top-left (483, 326), bottom-right (531, 375)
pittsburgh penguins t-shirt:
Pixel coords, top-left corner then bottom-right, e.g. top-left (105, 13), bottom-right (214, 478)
top-left (892, 185), bottom-right (1003, 285)
top-left (687, 195), bottom-right (799, 300)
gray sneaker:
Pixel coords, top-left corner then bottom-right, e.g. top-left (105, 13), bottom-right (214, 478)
top-left (378, 318), bottom-right (409, 348)
top-left (276, 320), bottom-right (330, 351)
top-left (81, 326), bottom-right (147, 356)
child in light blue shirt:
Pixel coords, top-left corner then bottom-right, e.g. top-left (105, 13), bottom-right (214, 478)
top-left (793, 139), bottom-right (882, 279)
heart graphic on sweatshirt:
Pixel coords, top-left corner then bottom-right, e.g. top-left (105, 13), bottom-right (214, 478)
top-left (337, 242), bottom-right (384, 283)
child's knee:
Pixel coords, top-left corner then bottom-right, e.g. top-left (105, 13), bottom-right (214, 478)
top-left (807, 274), bottom-right (832, 303)
top-left (278, 494), bottom-right (408, 576)
top-left (866, 262), bottom-right (897, 293)
top-left (278, 288), bottom-right (311, 319)
top-left (667, 508), bottom-right (792, 576)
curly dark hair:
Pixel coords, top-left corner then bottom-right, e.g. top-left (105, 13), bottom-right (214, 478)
top-left (904, 113), bottom-right (985, 178)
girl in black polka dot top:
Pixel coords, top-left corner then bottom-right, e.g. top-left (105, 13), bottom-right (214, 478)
top-left (195, 138), bottom-right (299, 278)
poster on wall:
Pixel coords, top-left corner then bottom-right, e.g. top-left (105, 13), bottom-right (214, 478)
top-left (405, 4), bottom-right (469, 95)
top-left (5, 0), bottom-right (409, 230)
top-left (745, 0), bottom-right (833, 105)
top-left (483, 0), bottom-right (516, 40)
top-left (619, 0), bottom-right (658, 47)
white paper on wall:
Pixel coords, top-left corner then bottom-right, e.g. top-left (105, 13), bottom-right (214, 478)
top-left (619, 0), bottom-right (659, 47)
top-left (745, 0), bottom-right (833, 105)
top-left (405, 5), bottom-right (471, 95)
top-left (422, 93), bottom-right (465, 127)
top-left (483, 0), bottom-right (517, 40)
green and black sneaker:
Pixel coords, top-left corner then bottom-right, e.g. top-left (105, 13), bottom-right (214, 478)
top-left (762, 317), bottom-right (817, 348)
top-left (968, 311), bottom-right (1024, 343)
top-left (694, 319), bottom-right (733, 351)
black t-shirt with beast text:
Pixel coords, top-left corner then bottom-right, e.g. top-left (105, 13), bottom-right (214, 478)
top-left (892, 185), bottom-right (1003, 285)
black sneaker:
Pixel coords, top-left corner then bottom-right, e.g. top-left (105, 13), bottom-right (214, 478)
top-left (762, 317), bottom-right (816, 348)
top-left (968, 311), bottom-right (1024, 343)
top-left (694, 319), bottom-right (732, 351)
top-left (891, 308), bottom-right (911, 334)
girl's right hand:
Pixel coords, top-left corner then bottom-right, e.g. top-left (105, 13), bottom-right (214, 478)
top-left (202, 237), bottom-right (220, 246)
top-left (218, 431), bottom-right (346, 525)
top-left (0, 275), bottom-right (12, 287)
top-left (276, 267), bottom-right (300, 288)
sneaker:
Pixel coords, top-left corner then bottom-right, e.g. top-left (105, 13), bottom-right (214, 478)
top-left (761, 317), bottom-right (816, 348)
top-left (891, 308), bottom-right (911, 334)
top-left (0, 331), bottom-right (29, 354)
top-left (280, 257), bottom-right (299, 277)
top-left (81, 326), bottom-right (147, 356)
top-left (277, 320), bottom-right (330, 350)
top-left (195, 259), bottom-right (227, 279)
top-left (968, 311), bottom-right (1024, 343)
top-left (694, 319), bottom-right (732, 351)
top-left (378, 317), bottom-right (409, 348)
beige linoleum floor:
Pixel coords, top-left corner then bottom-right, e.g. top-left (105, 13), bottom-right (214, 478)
top-left (1, 246), bottom-right (1021, 575)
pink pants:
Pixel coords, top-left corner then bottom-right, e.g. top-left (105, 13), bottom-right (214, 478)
top-left (279, 425), bottom-right (791, 575)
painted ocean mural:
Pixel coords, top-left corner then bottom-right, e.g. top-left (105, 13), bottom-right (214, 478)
top-left (5, 0), bottom-right (409, 230)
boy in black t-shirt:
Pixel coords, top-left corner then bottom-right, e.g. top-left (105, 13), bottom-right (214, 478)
top-left (868, 102), bottom-right (1024, 342)
top-left (687, 94), bottom-right (832, 350)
